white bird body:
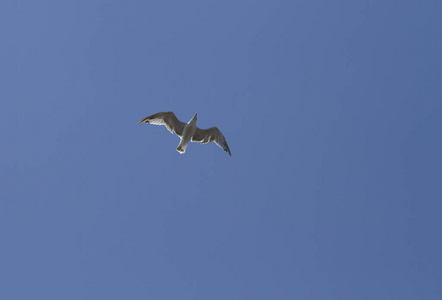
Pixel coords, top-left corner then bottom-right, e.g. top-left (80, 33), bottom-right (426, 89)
top-left (176, 114), bottom-right (197, 154)
top-left (138, 112), bottom-right (231, 156)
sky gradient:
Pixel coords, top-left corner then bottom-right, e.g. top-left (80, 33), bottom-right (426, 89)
top-left (1, 1), bottom-right (442, 299)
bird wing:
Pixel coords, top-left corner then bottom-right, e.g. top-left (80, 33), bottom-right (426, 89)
top-left (138, 112), bottom-right (186, 137)
top-left (192, 126), bottom-right (231, 156)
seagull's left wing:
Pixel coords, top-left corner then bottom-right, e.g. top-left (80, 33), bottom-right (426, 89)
top-left (138, 112), bottom-right (186, 137)
top-left (192, 127), bottom-right (231, 156)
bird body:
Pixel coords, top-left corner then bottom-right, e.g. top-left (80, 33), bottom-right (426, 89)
top-left (176, 113), bottom-right (197, 154)
top-left (138, 112), bottom-right (231, 156)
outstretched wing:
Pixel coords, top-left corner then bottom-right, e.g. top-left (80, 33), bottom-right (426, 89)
top-left (192, 127), bottom-right (231, 156)
top-left (138, 112), bottom-right (186, 137)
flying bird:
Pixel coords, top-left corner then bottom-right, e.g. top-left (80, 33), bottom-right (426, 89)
top-left (138, 112), bottom-right (231, 156)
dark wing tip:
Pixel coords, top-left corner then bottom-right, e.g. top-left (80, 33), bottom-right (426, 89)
top-left (226, 147), bottom-right (231, 156)
top-left (138, 116), bottom-right (153, 124)
top-left (223, 141), bottom-right (231, 156)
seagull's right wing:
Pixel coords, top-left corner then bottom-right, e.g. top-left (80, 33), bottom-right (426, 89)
top-left (192, 127), bottom-right (231, 156)
top-left (138, 112), bottom-right (186, 137)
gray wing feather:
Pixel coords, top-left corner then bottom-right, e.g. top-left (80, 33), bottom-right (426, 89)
top-left (192, 127), bottom-right (231, 156)
top-left (138, 112), bottom-right (186, 137)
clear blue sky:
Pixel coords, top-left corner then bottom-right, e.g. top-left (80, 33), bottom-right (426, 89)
top-left (1, 1), bottom-right (441, 299)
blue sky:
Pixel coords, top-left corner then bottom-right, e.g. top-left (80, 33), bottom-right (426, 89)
top-left (1, 0), bottom-right (441, 299)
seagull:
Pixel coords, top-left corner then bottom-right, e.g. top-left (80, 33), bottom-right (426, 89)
top-left (138, 112), bottom-right (231, 156)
